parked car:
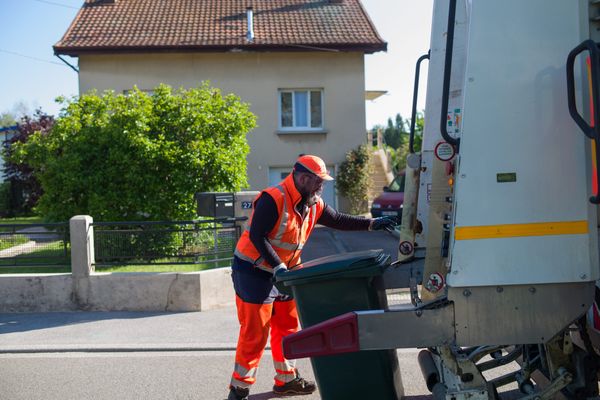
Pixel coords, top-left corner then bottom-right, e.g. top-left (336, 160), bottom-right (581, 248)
top-left (370, 173), bottom-right (405, 219)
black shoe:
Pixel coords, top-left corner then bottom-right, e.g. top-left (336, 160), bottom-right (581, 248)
top-left (272, 371), bottom-right (316, 396)
top-left (228, 386), bottom-right (249, 400)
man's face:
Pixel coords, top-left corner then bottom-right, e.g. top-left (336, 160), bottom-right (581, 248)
top-left (298, 173), bottom-right (324, 206)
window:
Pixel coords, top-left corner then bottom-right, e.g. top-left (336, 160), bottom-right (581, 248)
top-left (279, 89), bottom-right (323, 130)
top-left (388, 175), bottom-right (406, 192)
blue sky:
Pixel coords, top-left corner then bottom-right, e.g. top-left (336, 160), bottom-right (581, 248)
top-left (0, 0), bottom-right (432, 128)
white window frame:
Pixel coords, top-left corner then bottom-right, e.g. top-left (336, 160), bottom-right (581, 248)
top-left (278, 89), bottom-right (324, 132)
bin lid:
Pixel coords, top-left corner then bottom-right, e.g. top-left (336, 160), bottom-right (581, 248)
top-left (276, 249), bottom-right (389, 284)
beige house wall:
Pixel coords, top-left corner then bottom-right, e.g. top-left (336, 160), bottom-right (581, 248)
top-left (78, 51), bottom-right (367, 209)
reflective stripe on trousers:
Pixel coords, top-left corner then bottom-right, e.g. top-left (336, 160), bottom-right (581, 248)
top-left (231, 363), bottom-right (258, 389)
top-left (273, 360), bottom-right (297, 385)
top-left (230, 295), bottom-right (299, 389)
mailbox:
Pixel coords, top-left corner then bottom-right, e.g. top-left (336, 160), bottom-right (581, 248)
top-left (196, 192), bottom-right (235, 218)
top-left (233, 191), bottom-right (258, 229)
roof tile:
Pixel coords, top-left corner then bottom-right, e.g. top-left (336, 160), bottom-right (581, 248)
top-left (54, 0), bottom-right (387, 55)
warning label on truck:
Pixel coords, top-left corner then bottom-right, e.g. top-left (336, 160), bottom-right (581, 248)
top-left (434, 141), bottom-right (456, 162)
top-left (425, 272), bottom-right (445, 293)
top-left (447, 108), bottom-right (462, 136)
top-left (399, 241), bottom-right (413, 255)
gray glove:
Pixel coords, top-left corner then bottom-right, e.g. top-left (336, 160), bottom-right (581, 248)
top-left (370, 217), bottom-right (398, 232)
top-left (272, 263), bottom-right (288, 282)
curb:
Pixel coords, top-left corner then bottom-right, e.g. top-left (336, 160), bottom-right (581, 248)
top-left (0, 343), bottom-right (256, 354)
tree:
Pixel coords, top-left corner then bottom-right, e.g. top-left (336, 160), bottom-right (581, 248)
top-left (0, 112), bottom-right (16, 128)
top-left (393, 111), bottom-right (424, 172)
top-left (369, 111), bottom-right (424, 174)
top-left (370, 113), bottom-right (410, 150)
top-left (412, 111), bottom-right (424, 153)
top-left (1, 110), bottom-right (53, 216)
top-left (336, 144), bottom-right (371, 214)
top-left (1, 111), bottom-right (18, 217)
top-left (373, 113), bottom-right (409, 150)
top-left (11, 84), bottom-right (257, 222)
top-left (0, 100), bottom-right (39, 128)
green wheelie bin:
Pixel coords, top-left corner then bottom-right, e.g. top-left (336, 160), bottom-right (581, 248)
top-left (275, 249), bottom-right (402, 400)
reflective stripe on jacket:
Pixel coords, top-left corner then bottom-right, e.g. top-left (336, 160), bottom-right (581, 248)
top-left (234, 173), bottom-right (325, 272)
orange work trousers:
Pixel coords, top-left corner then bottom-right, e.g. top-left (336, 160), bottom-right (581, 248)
top-left (230, 295), bottom-right (299, 389)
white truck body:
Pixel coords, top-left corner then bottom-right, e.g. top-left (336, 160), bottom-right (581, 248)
top-left (282, 1), bottom-right (600, 398)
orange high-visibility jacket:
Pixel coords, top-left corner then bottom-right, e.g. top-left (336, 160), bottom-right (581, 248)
top-left (234, 174), bottom-right (325, 272)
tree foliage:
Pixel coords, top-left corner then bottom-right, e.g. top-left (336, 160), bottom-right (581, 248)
top-left (391, 111), bottom-right (424, 173)
top-left (370, 112), bottom-right (424, 174)
top-left (336, 144), bottom-right (371, 214)
top-left (1, 101), bottom-right (34, 127)
top-left (384, 114), bottom-right (408, 149)
top-left (1, 110), bottom-right (53, 216)
top-left (0, 112), bottom-right (16, 128)
top-left (11, 84), bottom-right (257, 222)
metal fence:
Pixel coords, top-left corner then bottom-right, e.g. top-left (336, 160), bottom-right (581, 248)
top-left (93, 218), bottom-right (245, 267)
top-left (0, 223), bottom-right (70, 267)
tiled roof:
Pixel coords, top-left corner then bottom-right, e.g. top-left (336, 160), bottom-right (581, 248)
top-left (54, 0), bottom-right (387, 56)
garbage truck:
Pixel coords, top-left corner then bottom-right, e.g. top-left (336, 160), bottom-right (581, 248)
top-left (279, 0), bottom-right (600, 398)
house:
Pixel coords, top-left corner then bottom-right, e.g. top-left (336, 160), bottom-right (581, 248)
top-left (53, 0), bottom-right (386, 210)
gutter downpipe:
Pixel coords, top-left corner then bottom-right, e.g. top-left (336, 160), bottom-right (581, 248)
top-left (55, 54), bottom-right (79, 73)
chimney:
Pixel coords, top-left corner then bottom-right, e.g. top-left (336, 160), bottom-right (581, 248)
top-left (246, 7), bottom-right (254, 42)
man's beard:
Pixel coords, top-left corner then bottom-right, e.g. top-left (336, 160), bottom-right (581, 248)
top-left (305, 188), bottom-right (322, 207)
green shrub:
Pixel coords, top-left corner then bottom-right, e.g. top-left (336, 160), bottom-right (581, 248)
top-left (94, 224), bottom-right (181, 263)
top-left (11, 83), bottom-right (257, 222)
top-left (336, 144), bottom-right (371, 214)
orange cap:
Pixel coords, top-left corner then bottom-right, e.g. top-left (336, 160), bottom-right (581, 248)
top-left (294, 155), bottom-right (334, 181)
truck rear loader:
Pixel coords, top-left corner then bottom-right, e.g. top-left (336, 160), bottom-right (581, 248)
top-left (281, 1), bottom-right (600, 398)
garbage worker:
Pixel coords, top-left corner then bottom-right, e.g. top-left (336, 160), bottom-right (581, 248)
top-left (227, 154), bottom-right (397, 400)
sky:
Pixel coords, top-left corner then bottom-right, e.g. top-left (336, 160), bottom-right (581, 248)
top-left (0, 0), bottom-right (433, 129)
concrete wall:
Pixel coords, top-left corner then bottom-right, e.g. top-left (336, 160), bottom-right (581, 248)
top-left (0, 274), bottom-right (76, 312)
top-left (0, 269), bottom-right (235, 313)
top-left (0, 215), bottom-right (236, 313)
top-left (78, 51), bottom-right (367, 210)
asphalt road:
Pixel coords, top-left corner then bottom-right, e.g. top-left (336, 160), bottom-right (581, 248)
top-left (0, 349), bottom-right (434, 400)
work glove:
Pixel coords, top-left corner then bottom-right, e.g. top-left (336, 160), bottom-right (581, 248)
top-left (272, 263), bottom-right (288, 282)
top-left (369, 216), bottom-right (398, 232)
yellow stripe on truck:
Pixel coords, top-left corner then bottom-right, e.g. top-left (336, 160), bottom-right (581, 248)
top-left (454, 220), bottom-right (589, 240)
